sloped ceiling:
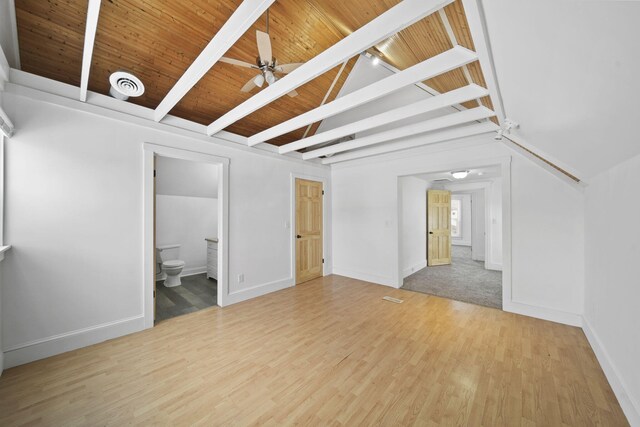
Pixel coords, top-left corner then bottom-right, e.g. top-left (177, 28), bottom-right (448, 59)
top-left (482, 0), bottom-right (640, 180)
top-left (13, 0), bottom-right (494, 146)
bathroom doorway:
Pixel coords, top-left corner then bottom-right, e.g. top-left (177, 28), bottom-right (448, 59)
top-left (143, 144), bottom-right (229, 328)
top-left (154, 156), bottom-right (220, 323)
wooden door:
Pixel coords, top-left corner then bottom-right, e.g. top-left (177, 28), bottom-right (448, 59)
top-left (427, 190), bottom-right (452, 266)
top-left (295, 179), bottom-right (323, 284)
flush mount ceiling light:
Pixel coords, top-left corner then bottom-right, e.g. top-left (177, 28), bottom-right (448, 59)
top-left (109, 71), bottom-right (145, 101)
top-left (451, 170), bottom-right (469, 179)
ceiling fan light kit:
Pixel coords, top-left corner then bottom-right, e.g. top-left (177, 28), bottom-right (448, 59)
top-left (219, 8), bottom-right (304, 97)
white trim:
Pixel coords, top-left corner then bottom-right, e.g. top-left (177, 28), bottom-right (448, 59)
top-left (332, 269), bottom-right (398, 288)
top-left (154, 0), bottom-right (275, 121)
top-left (403, 260), bottom-right (427, 278)
top-left (251, 46), bottom-right (478, 146)
top-left (4, 77), bottom-right (326, 168)
top-left (460, 0), bottom-right (506, 125)
top-left (290, 84), bottom-right (488, 156)
top-left (225, 277), bottom-right (293, 305)
top-left (503, 302), bottom-right (582, 327)
top-left (8, 0), bottom-right (20, 69)
top-left (3, 315), bottom-right (145, 369)
top-left (79, 0), bottom-right (101, 102)
top-left (290, 172), bottom-right (331, 283)
top-left (209, 0), bottom-right (455, 136)
top-left (312, 106), bottom-right (494, 160)
top-left (0, 44), bottom-right (9, 90)
top-left (582, 317), bottom-right (640, 426)
top-left (502, 132), bottom-right (587, 187)
top-left (0, 245), bottom-right (10, 262)
top-left (323, 120), bottom-right (498, 165)
top-left (393, 156), bottom-right (514, 314)
top-left (143, 143), bottom-right (230, 330)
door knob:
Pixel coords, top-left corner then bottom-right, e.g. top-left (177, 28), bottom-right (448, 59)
top-left (429, 231), bottom-right (433, 234)
top-left (296, 234), bottom-right (302, 239)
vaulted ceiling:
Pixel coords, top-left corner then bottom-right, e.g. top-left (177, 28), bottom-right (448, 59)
top-left (14, 0), bottom-right (494, 146)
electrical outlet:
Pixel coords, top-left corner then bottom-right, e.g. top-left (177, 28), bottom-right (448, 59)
top-left (238, 274), bottom-right (244, 283)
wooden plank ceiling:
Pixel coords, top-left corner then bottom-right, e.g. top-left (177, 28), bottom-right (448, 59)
top-left (15, 0), bottom-right (494, 146)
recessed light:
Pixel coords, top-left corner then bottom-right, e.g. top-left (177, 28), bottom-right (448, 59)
top-left (451, 170), bottom-right (469, 179)
top-left (371, 56), bottom-right (380, 66)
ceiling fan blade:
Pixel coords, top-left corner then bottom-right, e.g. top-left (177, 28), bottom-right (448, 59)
top-left (274, 63), bottom-right (304, 74)
top-left (256, 30), bottom-right (273, 64)
top-left (286, 89), bottom-right (299, 98)
top-left (220, 57), bottom-right (259, 69)
top-left (240, 76), bottom-right (259, 93)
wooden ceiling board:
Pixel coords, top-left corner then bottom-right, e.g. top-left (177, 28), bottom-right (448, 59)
top-left (88, 0), bottom-right (240, 110)
top-left (15, 0), bottom-right (88, 86)
top-left (15, 0), bottom-right (497, 145)
top-left (171, 0), bottom-right (356, 144)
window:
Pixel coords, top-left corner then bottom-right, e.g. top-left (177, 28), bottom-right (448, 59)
top-left (451, 199), bottom-right (461, 238)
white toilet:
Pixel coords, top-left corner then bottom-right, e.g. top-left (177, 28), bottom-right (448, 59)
top-left (156, 245), bottom-right (185, 287)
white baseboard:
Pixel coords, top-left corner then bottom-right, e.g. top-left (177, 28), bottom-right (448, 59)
top-left (486, 262), bottom-right (503, 271)
top-left (3, 314), bottom-right (145, 369)
top-left (224, 277), bottom-right (294, 306)
top-left (582, 317), bottom-right (640, 426)
top-left (403, 260), bottom-right (427, 278)
top-left (332, 267), bottom-right (399, 288)
top-left (182, 266), bottom-right (207, 277)
top-left (503, 301), bottom-right (582, 327)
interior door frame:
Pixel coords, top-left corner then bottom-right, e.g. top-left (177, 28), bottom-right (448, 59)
top-left (290, 173), bottom-right (330, 284)
top-left (143, 143), bottom-right (230, 329)
top-left (396, 156), bottom-right (512, 308)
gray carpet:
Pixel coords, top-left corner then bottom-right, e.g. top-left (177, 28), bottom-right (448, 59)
top-left (155, 273), bottom-right (217, 323)
top-left (402, 246), bottom-right (502, 309)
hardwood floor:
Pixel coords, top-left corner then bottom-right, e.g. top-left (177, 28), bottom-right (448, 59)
top-left (0, 275), bottom-right (628, 426)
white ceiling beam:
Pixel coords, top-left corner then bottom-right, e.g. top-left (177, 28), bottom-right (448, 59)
top-left (79, 0), bottom-right (101, 102)
top-left (323, 121), bottom-right (498, 165)
top-left (207, 0), bottom-right (455, 136)
top-left (285, 84), bottom-right (488, 156)
top-left (460, 0), bottom-right (506, 125)
top-left (250, 46), bottom-right (477, 146)
top-left (310, 106), bottom-right (495, 160)
top-left (154, 0), bottom-right (276, 122)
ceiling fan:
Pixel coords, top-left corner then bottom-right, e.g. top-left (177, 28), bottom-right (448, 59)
top-left (220, 10), bottom-right (303, 97)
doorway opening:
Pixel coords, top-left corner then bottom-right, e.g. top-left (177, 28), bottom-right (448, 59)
top-left (153, 155), bottom-right (220, 323)
top-left (399, 165), bottom-right (504, 309)
top-left (143, 144), bottom-right (229, 329)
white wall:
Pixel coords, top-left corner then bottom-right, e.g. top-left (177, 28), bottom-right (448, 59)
top-left (155, 156), bottom-right (218, 198)
top-left (332, 136), bottom-right (584, 325)
top-left (156, 195), bottom-right (217, 275)
top-left (451, 193), bottom-right (471, 246)
top-left (400, 176), bottom-right (428, 277)
top-left (583, 153), bottom-right (640, 425)
top-left (1, 90), bottom-right (331, 368)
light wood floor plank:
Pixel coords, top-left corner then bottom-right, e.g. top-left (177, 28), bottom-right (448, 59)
top-left (0, 275), bottom-right (629, 426)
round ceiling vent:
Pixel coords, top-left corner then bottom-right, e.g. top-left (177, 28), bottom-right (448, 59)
top-left (108, 71), bottom-right (145, 101)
